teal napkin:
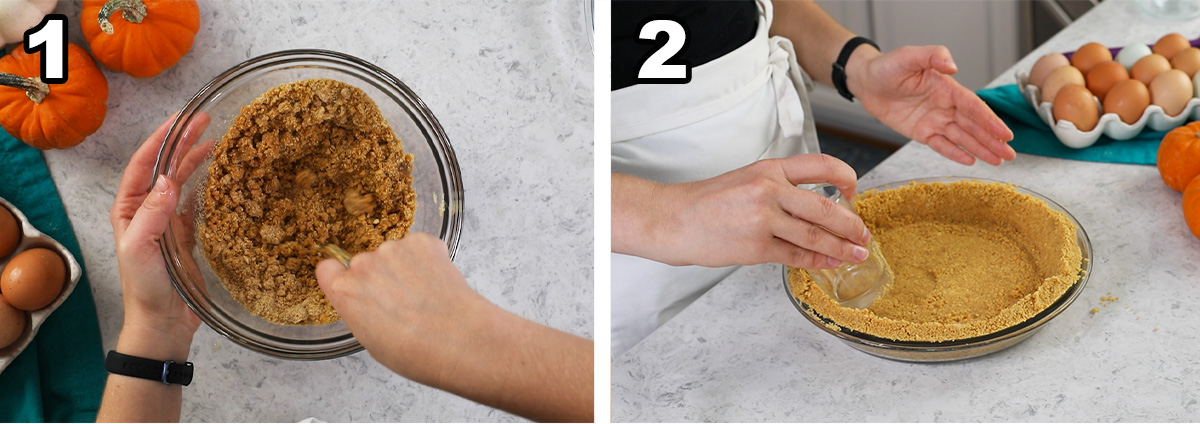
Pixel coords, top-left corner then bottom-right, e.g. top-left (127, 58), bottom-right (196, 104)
top-left (0, 128), bottom-right (105, 422)
top-left (976, 84), bottom-right (1164, 165)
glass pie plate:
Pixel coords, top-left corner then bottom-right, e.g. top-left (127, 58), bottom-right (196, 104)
top-left (783, 177), bottom-right (1092, 362)
top-left (152, 50), bottom-right (464, 360)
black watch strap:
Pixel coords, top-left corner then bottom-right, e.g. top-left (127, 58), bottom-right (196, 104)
top-left (105, 350), bottom-right (193, 386)
top-left (832, 36), bottom-right (880, 101)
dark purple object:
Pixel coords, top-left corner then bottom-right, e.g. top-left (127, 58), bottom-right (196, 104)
top-left (1061, 36), bottom-right (1200, 60)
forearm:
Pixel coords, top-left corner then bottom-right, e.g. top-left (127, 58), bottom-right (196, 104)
top-left (769, 0), bottom-right (879, 91)
top-left (444, 306), bottom-right (594, 423)
top-left (96, 320), bottom-right (194, 423)
top-left (611, 172), bottom-right (674, 261)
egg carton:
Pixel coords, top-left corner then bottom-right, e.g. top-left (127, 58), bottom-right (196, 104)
top-left (0, 197), bottom-right (82, 375)
top-left (1016, 71), bottom-right (1200, 149)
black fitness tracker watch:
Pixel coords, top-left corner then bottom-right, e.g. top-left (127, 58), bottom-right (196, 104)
top-left (105, 350), bottom-right (194, 386)
top-left (832, 36), bottom-right (881, 102)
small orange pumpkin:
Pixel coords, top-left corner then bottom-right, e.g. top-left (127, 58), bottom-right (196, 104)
top-left (1185, 177), bottom-right (1200, 240)
top-left (0, 42), bottom-right (109, 149)
top-left (81, 0), bottom-right (200, 78)
top-left (1158, 121), bottom-right (1200, 192)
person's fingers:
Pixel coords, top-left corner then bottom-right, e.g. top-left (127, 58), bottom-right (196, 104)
top-left (167, 114), bottom-right (213, 185)
top-left (778, 189), bottom-right (869, 244)
top-left (116, 115), bottom-right (178, 199)
top-left (894, 45), bottom-right (957, 76)
top-left (944, 123), bottom-right (1002, 166)
top-left (178, 113), bottom-right (211, 152)
top-left (406, 232), bottom-right (450, 257)
top-left (110, 120), bottom-right (174, 235)
top-left (112, 114), bottom-right (213, 237)
top-left (119, 176), bottom-right (178, 256)
top-left (771, 212), bottom-right (868, 265)
top-left (925, 135), bottom-right (976, 166)
top-left (923, 45), bottom-right (957, 75)
top-left (177, 139), bottom-right (215, 183)
top-left (775, 154), bottom-right (859, 200)
top-left (954, 110), bottom-right (1016, 163)
top-left (315, 258), bottom-right (350, 299)
top-left (117, 113), bottom-right (210, 196)
top-left (950, 84), bottom-right (1014, 144)
top-left (954, 104), bottom-right (1006, 145)
top-left (765, 238), bottom-right (839, 269)
top-left (993, 140), bottom-right (1017, 162)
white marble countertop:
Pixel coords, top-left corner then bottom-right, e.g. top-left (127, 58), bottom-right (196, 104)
top-left (42, 0), bottom-right (592, 421)
top-left (612, 1), bottom-right (1200, 421)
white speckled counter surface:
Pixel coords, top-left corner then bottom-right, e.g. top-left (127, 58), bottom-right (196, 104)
top-left (612, 1), bottom-right (1200, 421)
top-left (43, 0), bottom-right (592, 421)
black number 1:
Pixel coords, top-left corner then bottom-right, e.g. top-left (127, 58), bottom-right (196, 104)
top-left (24, 14), bottom-right (69, 84)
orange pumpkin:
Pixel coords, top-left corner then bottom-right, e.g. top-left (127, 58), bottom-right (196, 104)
top-left (1185, 176), bottom-right (1200, 240)
top-left (81, 0), bottom-right (200, 78)
top-left (1157, 121), bottom-right (1200, 192)
top-left (0, 43), bottom-right (109, 149)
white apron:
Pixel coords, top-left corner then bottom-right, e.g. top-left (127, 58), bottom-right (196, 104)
top-left (611, 0), bottom-right (822, 356)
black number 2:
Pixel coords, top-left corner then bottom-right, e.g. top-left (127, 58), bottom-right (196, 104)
top-left (24, 14), bottom-right (70, 84)
top-left (636, 17), bottom-right (691, 84)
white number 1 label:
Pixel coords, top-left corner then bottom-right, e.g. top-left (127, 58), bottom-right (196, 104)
top-left (24, 14), bottom-right (69, 84)
top-left (636, 18), bottom-right (691, 84)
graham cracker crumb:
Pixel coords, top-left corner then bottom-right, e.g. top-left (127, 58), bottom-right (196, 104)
top-left (344, 188), bottom-right (376, 217)
top-left (294, 169), bottom-right (317, 189)
top-left (787, 180), bottom-right (1083, 342)
top-left (199, 78), bottom-right (416, 325)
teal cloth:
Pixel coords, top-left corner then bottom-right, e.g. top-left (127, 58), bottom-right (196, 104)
top-left (0, 128), bottom-right (105, 422)
top-left (976, 84), bottom-right (1163, 165)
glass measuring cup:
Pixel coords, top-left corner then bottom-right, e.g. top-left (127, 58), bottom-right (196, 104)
top-left (806, 184), bottom-right (893, 309)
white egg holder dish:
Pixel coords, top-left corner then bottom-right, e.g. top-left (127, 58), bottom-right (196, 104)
top-left (1016, 71), bottom-right (1200, 149)
top-left (0, 197), bottom-right (82, 375)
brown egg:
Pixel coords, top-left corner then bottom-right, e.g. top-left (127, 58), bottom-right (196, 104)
top-left (0, 248), bottom-right (65, 311)
top-left (1103, 79), bottom-right (1151, 124)
top-left (1041, 66), bottom-right (1086, 103)
top-left (1171, 47), bottom-right (1200, 78)
top-left (1086, 61), bottom-right (1129, 101)
top-left (1053, 84), bottom-right (1100, 131)
top-left (1132, 54), bottom-right (1172, 85)
top-left (1153, 33), bottom-right (1191, 60)
top-left (1150, 69), bottom-right (1194, 116)
top-left (1072, 42), bottom-right (1114, 73)
top-left (0, 206), bottom-right (17, 258)
top-left (1030, 52), bottom-right (1071, 88)
top-left (0, 294), bottom-right (26, 349)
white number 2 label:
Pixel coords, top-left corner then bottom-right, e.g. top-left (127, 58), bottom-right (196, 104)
top-left (636, 18), bottom-right (691, 84)
top-left (24, 14), bottom-right (70, 84)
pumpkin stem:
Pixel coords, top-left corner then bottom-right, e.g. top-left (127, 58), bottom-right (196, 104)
top-left (0, 73), bottom-right (49, 104)
top-left (98, 0), bottom-right (148, 34)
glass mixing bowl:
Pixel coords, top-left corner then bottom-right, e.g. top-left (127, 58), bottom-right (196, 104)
top-left (153, 50), bottom-right (464, 360)
top-left (783, 177), bottom-right (1092, 362)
